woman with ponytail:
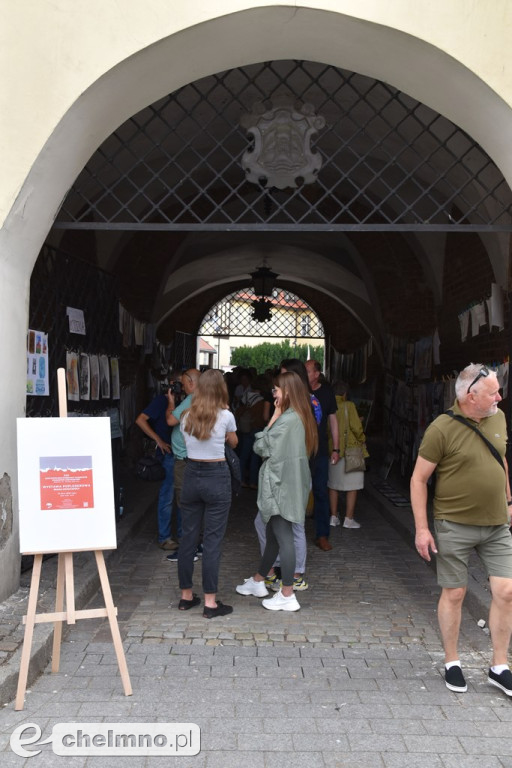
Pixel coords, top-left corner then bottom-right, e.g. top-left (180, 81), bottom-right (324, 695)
top-left (179, 369), bottom-right (238, 618)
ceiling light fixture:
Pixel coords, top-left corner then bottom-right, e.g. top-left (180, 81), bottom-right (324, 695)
top-left (250, 265), bottom-right (279, 297)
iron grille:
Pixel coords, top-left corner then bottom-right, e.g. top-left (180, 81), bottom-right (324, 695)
top-left (55, 61), bottom-right (512, 231)
top-left (198, 288), bottom-right (324, 339)
top-left (27, 245), bottom-right (120, 417)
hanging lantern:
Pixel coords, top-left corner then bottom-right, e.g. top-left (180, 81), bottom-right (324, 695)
top-left (250, 266), bottom-right (278, 297)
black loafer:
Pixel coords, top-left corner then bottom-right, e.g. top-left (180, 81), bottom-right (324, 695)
top-left (178, 594), bottom-right (201, 611)
top-left (203, 600), bottom-right (233, 619)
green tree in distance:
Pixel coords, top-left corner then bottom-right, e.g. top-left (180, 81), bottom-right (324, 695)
top-left (230, 340), bottom-right (324, 373)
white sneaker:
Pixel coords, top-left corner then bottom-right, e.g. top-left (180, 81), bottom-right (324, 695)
top-left (330, 515), bottom-right (340, 527)
top-left (343, 518), bottom-right (361, 529)
top-left (236, 577), bottom-right (269, 597)
top-left (262, 589), bottom-right (300, 611)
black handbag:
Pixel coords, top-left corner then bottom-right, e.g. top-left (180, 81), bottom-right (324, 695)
top-left (225, 444), bottom-right (241, 496)
top-left (136, 455), bottom-right (166, 481)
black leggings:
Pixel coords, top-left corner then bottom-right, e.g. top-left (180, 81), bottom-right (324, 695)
top-left (258, 516), bottom-right (296, 586)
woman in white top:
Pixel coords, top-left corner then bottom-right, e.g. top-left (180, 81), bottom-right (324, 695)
top-left (179, 369), bottom-right (238, 618)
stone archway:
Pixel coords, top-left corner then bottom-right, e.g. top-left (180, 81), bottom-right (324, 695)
top-left (2, 3), bottom-right (512, 598)
top-left (4, 7), bottom-right (512, 276)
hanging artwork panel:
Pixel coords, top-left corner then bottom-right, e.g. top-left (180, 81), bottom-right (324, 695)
top-left (26, 329), bottom-right (49, 396)
top-left (90, 355), bottom-right (100, 400)
top-left (66, 351), bottom-right (80, 402)
top-left (99, 355), bottom-right (110, 398)
top-left (79, 353), bottom-right (90, 401)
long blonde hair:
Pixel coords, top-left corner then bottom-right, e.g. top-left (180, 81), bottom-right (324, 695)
top-left (276, 371), bottom-right (318, 456)
top-left (183, 369), bottom-right (229, 440)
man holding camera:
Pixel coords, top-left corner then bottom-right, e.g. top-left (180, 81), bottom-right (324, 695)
top-left (136, 376), bottom-right (183, 550)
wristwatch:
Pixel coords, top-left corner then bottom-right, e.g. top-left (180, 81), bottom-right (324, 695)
top-left (332, 449), bottom-right (340, 453)
top-left (508, 500), bottom-right (512, 506)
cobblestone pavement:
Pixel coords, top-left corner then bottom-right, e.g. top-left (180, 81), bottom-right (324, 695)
top-left (1, 483), bottom-right (512, 767)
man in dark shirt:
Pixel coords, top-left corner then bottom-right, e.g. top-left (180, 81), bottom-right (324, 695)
top-left (305, 360), bottom-right (340, 550)
top-left (135, 386), bottom-right (177, 550)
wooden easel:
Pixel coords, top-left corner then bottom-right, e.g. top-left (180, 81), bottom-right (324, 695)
top-left (15, 369), bottom-right (132, 710)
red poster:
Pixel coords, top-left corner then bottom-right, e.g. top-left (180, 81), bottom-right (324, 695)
top-left (40, 456), bottom-right (94, 510)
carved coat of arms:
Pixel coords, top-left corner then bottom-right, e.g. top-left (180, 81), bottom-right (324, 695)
top-left (241, 98), bottom-right (326, 190)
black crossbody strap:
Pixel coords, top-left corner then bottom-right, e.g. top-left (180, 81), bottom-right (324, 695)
top-left (445, 409), bottom-right (505, 470)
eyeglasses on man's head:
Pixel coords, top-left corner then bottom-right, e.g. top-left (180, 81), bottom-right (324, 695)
top-left (467, 365), bottom-right (490, 394)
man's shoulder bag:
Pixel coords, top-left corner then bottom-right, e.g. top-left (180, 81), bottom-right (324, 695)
top-left (444, 409), bottom-right (504, 470)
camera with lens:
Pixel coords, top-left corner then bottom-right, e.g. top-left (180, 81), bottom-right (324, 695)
top-left (169, 379), bottom-right (184, 404)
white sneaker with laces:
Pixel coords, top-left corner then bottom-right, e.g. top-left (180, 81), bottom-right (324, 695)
top-left (236, 577), bottom-right (269, 597)
top-left (262, 589), bottom-right (300, 611)
top-left (329, 515), bottom-right (340, 527)
top-left (343, 518), bottom-right (361, 529)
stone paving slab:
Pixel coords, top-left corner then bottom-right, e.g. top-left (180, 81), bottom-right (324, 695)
top-left (0, 469), bottom-right (511, 766)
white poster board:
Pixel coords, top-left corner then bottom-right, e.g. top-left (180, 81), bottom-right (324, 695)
top-left (17, 417), bottom-right (117, 554)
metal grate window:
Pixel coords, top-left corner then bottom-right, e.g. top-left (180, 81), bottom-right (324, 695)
top-left (27, 245), bottom-right (120, 417)
top-left (55, 61), bottom-right (512, 232)
top-left (199, 288), bottom-right (324, 339)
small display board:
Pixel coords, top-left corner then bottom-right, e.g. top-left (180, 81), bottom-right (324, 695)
top-left (17, 417), bottom-right (116, 553)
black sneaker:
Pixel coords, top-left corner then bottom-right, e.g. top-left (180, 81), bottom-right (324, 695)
top-left (166, 550), bottom-right (198, 563)
top-left (203, 600), bottom-right (233, 619)
top-left (488, 668), bottom-right (512, 696)
top-left (444, 665), bottom-right (467, 692)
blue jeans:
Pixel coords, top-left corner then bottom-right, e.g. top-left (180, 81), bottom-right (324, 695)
top-left (311, 454), bottom-right (330, 539)
top-left (238, 430), bottom-right (260, 486)
top-left (178, 461), bottom-right (231, 594)
top-left (157, 452), bottom-right (177, 543)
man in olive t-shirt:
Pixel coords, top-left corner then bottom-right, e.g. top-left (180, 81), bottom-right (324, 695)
top-left (411, 363), bottom-right (512, 697)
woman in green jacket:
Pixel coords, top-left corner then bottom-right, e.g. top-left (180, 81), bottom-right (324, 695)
top-left (236, 371), bottom-right (317, 611)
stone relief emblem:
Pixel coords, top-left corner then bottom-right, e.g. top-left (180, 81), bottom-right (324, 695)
top-left (241, 98), bottom-right (326, 189)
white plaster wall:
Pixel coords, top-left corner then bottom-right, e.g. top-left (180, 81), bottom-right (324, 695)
top-left (0, 260), bottom-right (29, 600)
top-left (1, 1), bottom-right (512, 596)
top-left (2, 1), bottom-right (512, 228)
